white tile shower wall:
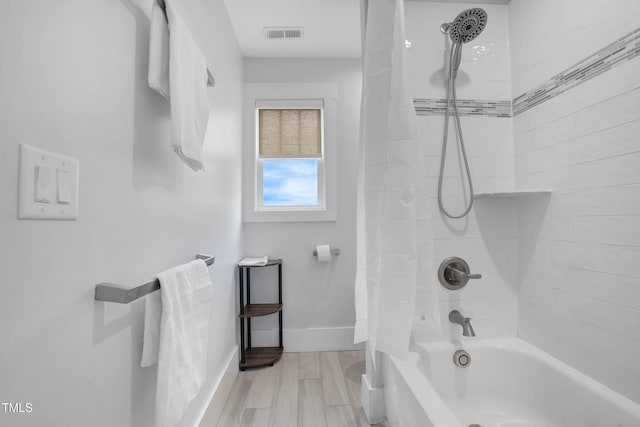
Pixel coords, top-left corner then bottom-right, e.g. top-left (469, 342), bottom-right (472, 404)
top-left (405, 2), bottom-right (518, 342)
top-left (510, 0), bottom-right (640, 97)
top-left (510, 0), bottom-right (640, 403)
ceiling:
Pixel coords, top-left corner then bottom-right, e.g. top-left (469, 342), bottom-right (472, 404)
top-left (224, 0), bottom-right (362, 58)
top-left (224, 0), bottom-right (511, 59)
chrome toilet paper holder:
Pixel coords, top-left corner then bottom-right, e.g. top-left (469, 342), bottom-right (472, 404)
top-left (313, 248), bottom-right (341, 257)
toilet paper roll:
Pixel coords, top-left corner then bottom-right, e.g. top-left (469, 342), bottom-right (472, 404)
top-left (316, 244), bottom-right (332, 263)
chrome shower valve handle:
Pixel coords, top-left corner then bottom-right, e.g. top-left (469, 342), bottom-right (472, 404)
top-left (448, 267), bottom-right (482, 281)
top-left (438, 257), bottom-right (482, 290)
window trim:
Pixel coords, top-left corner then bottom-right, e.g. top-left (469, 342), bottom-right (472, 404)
top-left (243, 82), bottom-right (338, 223)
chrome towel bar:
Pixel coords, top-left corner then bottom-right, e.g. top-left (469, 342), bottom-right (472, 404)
top-left (94, 254), bottom-right (215, 304)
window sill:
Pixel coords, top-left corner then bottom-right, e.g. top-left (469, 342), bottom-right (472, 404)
top-left (243, 208), bottom-right (336, 223)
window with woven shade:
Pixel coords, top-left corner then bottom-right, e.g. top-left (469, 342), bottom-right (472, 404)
top-left (243, 82), bottom-right (337, 222)
top-left (255, 106), bottom-right (325, 208)
top-left (258, 109), bottom-right (322, 158)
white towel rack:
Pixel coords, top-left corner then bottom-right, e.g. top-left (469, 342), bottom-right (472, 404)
top-left (94, 254), bottom-right (215, 304)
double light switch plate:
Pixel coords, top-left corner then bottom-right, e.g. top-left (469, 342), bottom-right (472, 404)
top-left (18, 144), bottom-right (79, 220)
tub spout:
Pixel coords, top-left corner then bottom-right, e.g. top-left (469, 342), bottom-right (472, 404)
top-left (449, 310), bottom-right (476, 337)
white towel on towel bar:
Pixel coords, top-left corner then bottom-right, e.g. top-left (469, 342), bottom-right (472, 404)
top-left (147, 0), bottom-right (170, 99)
top-left (141, 259), bottom-right (213, 427)
top-left (166, 0), bottom-right (210, 172)
top-left (141, 291), bottom-right (162, 367)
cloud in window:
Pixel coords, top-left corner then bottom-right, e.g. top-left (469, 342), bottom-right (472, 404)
top-left (263, 159), bottom-right (318, 206)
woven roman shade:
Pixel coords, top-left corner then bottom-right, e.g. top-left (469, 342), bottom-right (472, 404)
top-left (259, 109), bottom-right (322, 158)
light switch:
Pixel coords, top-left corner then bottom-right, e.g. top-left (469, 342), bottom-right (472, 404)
top-left (19, 144), bottom-right (79, 220)
top-left (56, 169), bottom-right (71, 204)
top-left (34, 165), bottom-right (53, 203)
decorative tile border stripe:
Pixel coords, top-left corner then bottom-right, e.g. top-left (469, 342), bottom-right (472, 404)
top-left (413, 28), bottom-right (640, 118)
top-left (513, 27), bottom-right (640, 116)
top-left (413, 98), bottom-right (512, 117)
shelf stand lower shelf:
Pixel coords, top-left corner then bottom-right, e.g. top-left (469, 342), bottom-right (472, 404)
top-left (242, 347), bottom-right (284, 369)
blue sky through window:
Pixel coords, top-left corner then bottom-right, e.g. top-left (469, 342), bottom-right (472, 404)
top-left (263, 159), bottom-right (318, 206)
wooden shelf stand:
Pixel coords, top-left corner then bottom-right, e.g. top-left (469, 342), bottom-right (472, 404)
top-left (238, 259), bottom-right (283, 370)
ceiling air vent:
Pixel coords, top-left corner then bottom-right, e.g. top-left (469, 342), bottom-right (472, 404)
top-left (263, 27), bottom-right (305, 40)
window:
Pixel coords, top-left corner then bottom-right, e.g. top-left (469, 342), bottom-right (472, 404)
top-left (258, 107), bottom-right (323, 209)
top-left (243, 83), bottom-right (337, 222)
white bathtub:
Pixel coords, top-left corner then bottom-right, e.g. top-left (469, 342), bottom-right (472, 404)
top-left (382, 338), bottom-right (640, 427)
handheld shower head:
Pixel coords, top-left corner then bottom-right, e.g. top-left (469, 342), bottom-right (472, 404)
top-left (449, 8), bottom-right (487, 44)
top-left (437, 9), bottom-right (488, 219)
top-left (441, 8), bottom-right (488, 80)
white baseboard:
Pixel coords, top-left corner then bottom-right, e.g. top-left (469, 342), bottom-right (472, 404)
top-left (361, 373), bottom-right (386, 424)
top-left (193, 346), bottom-right (239, 427)
top-left (249, 327), bottom-right (365, 352)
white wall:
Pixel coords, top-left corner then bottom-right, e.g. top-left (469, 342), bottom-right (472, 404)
top-left (242, 59), bottom-right (363, 352)
top-left (510, 0), bottom-right (640, 404)
top-left (0, 1), bottom-right (243, 426)
top-left (404, 2), bottom-right (518, 341)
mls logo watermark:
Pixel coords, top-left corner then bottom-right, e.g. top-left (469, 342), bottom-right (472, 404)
top-left (2, 402), bottom-right (33, 414)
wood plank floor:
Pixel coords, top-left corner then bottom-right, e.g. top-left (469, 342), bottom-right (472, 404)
top-left (202, 351), bottom-right (386, 427)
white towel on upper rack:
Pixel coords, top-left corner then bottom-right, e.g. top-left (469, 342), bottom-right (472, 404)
top-left (150, 259), bottom-right (213, 427)
top-left (165, 0), bottom-right (210, 172)
top-left (147, 0), bottom-right (170, 99)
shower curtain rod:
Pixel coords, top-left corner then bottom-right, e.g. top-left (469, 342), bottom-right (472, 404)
top-left (156, 0), bottom-right (215, 87)
top-left (94, 254), bottom-right (215, 304)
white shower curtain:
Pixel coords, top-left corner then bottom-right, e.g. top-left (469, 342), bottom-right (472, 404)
top-left (354, 0), bottom-right (439, 359)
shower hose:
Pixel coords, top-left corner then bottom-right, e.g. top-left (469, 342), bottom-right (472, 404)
top-left (437, 42), bottom-right (474, 219)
